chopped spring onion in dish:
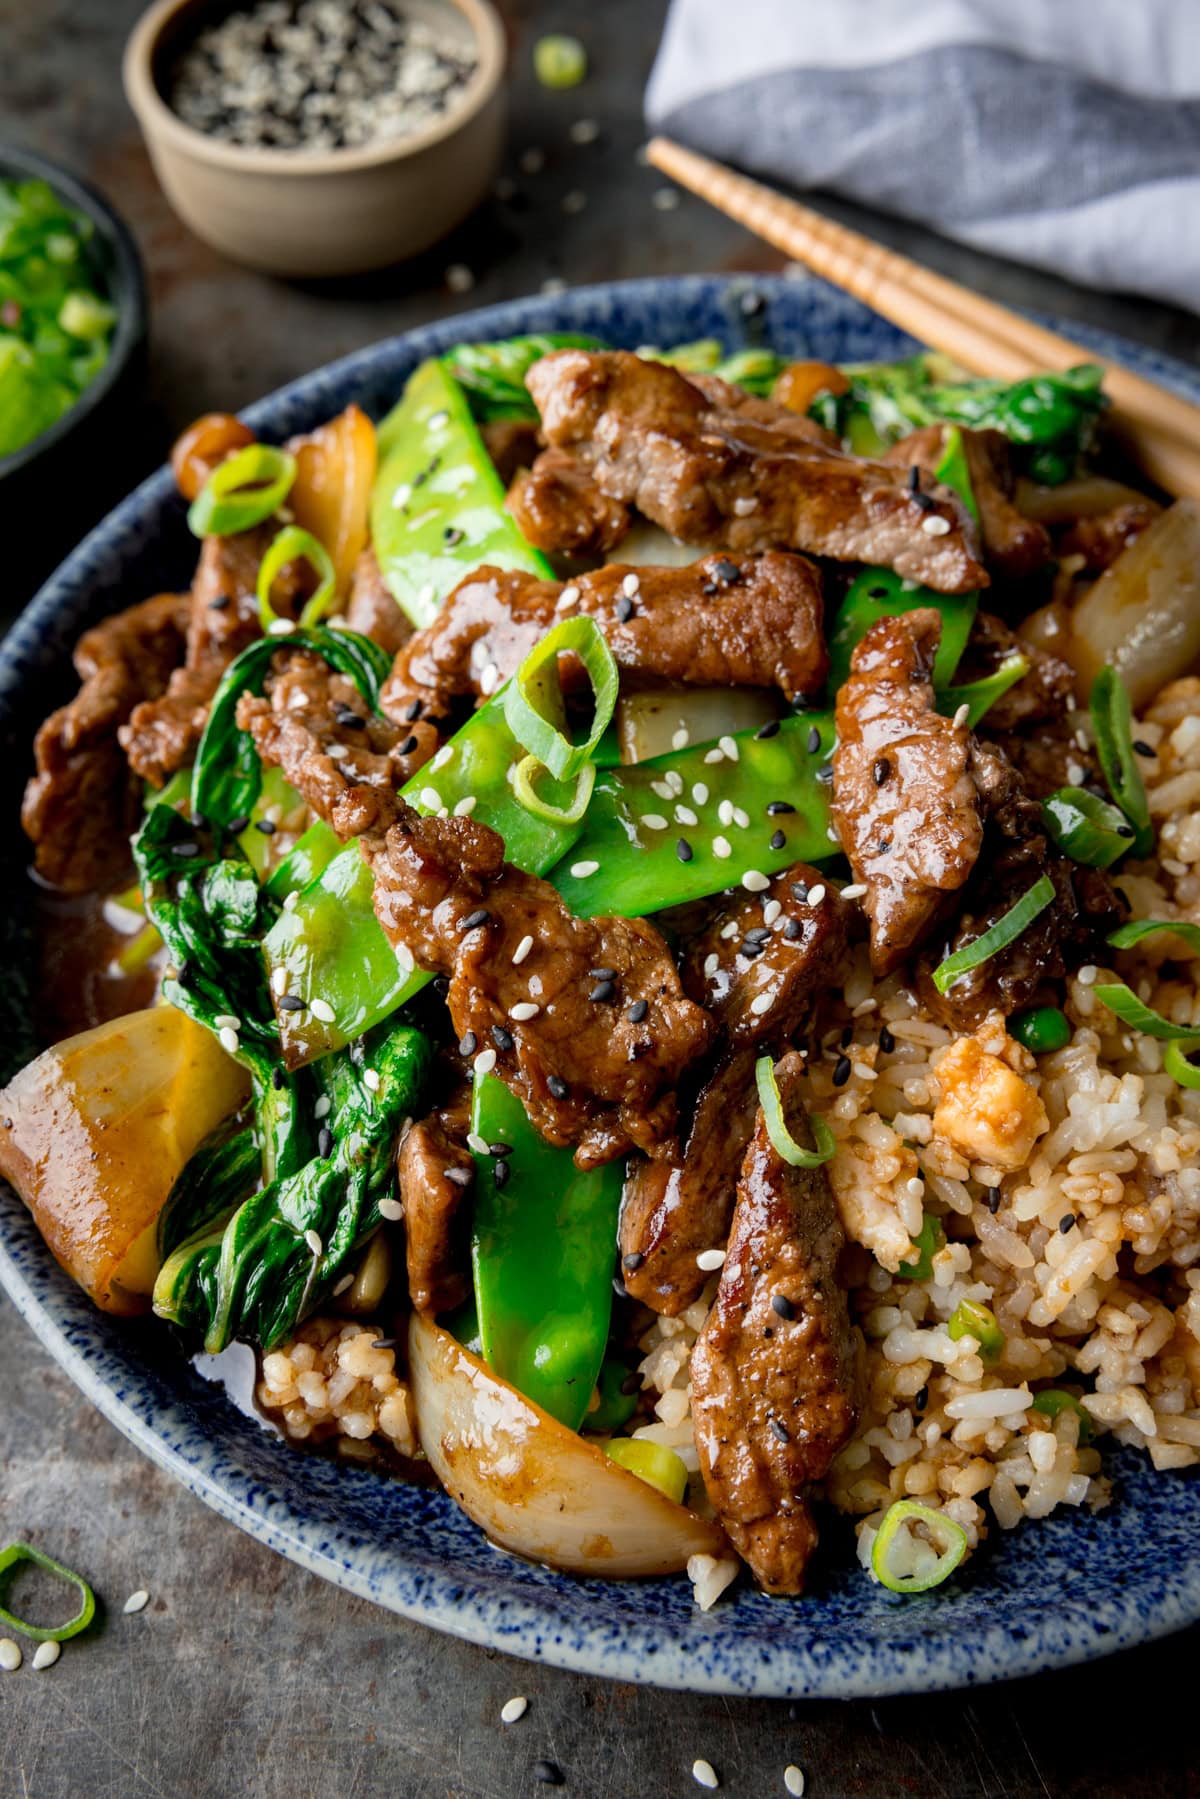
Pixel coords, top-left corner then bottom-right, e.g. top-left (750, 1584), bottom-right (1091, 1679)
top-left (932, 875), bottom-right (1057, 994)
top-left (1163, 1040), bottom-right (1200, 1089)
top-left (897, 1213), bottom-right (945, 1282)
top-left (869, 1501), bottom-right (968, 1594)
top-left (256, 525), bottom-right (337, 633)
top-left (0, 1543), bottom-right (96, 1643)
top-left (1030, 1390), bottom-right (1095, 1443)
top-left (755, 1056), bottom-right (835, 1168)
top-left (947, 1299), bottom-right (1005, 1362)
top-left (604, 1439), bottom-right (690, 1505)
top-left (1107, 918), bottom-right (1200, 958)
top-left (1041, 785), bottom-right (1136, 869)
top-left (1090, 665), bottom-right (1154, 857)
top-left (1090, 982), bottom-right (1200, 1043)
top-left (187, 441), bottom-right (297, 537)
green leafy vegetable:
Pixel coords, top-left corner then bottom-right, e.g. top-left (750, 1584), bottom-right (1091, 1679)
top-left (444, 332), bottom-right (603, 419)
top-left (187, 442), bottom-right (297, 538)
top-left (641, 337), bottom-right (787, 397)
top-left (932, 425), bottom-right (978, 518)
top-left (870, 1500), bottom-right (968, 1593)
top-left (1090, 666), bottom-right (1154, 857)
top-left (1041, 786), bottom-right (1136, 869)
top-left (754, 1056), bottom-right (836, 1169)
top-left (932, 875), bottom-right (1057, 996)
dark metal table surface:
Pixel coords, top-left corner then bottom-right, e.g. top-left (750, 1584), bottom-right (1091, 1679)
top-left (1, 4), bottom-right (1198, 1795)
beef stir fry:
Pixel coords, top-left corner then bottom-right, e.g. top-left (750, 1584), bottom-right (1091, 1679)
top-left (5, 328), bottom-right (1200, 1606)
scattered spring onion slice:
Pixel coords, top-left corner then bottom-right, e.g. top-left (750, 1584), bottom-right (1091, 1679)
top-left (0, 1543), bottom-right (96, 1643)
top-left (187, 442), bottom-right (296, 538)
top-left (502, 614), bottom-right (618, 781)
top-left (1090, 981), bottom-right (1200, 1043)
top-left (1163, 1040), bottom-right (1200, 1089)
top-left (939, 653), bottom-right (1029, 730)
top-left (604, 1439), bottom-right (688, 1505)
top-left (1009, 1005), bottom-right (1072, 1055)
top-left (1090, 665), bottom-right (1153, 857)
top-left (512, 753), bottom-right (595, 825)
top-left (870, 1501), bottom-right (968, 1594)
top-left (533, 32), bottom-right (587, 88)
top-left (947, 1298), bottom-right (1005, 1361)
top-left (256, 525), bottom-right (336, 633)
top-left (1107, 917), bottom-right (1200, 958)
top-left (754, 1057), bottom-right (836, 1169)
top-left (1031, 1389), bottom-right (1095, 1443)
top-left (932, 874), bottom-right (1056, 995)
top-left (1041, 785), bottom-right (1135, 869)
top-left (897, 1212), bottom-right (945, 1281)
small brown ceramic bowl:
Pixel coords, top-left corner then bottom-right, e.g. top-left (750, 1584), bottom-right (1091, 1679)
top-left (123, 0), bottom-right (506, 278)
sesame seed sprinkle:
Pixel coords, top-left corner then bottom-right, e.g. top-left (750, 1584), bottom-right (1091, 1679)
top-left (419, 786), bottom-right (442, 810)
top-left (643, 813), bottom-right (669, 831)
top-left (304, 1229), bottom-right (323, 1258)
top-left (749, 991), bottom-right (774, 1016)
top-left (363, 1068), bottom-right (381, 1092)
top-left (218, 1025), bottom-right (240, 1055)
top-left (691, 1757), bottom-right (720, 1789)
top-left (921, 513), bottom-right (952, 535)
top-left (314, 1095), bottom-right (331, 1119)
top-left (719, 735), bottom-right (739, 761)
top-left (510, 1001), bottom-right (540, 1021)
top-left (763, 899), bottom-right (782, 925)
top-left (123, 1588), bottom-right (151, 1615)
top-left (784, 1766), bottom-right (806, 1797)
top-left (696, 1249), bottom-right (726, 1272)
top-left (512, 934), bottom-right (534, 965)
top-left (310, 998), bottom-right (336, 1023)
top-left (467, 1132), bottom-right (489, 1155)
top-left (214, 1012), bottom-right (240, 1031)
top-left (718, 799), bottom-right (734, 826)
top-left (712, 835), bottom-right (732, 859)
top-left (570, 859), bottom-right (599, 878)
top-left (807, 884), bottom-right (827, 906)
top-left (621, 572), bottom-right (640, 598)
top-left (32, 1641), bottom-right (60, 1671)
top-left (500, 1695), bottom-right (528, 1724)
top-left (841, 883), bottom-right (868, 899)
top-left (952, 703), bottom-right (970, 729)
top-left (692, 782), bottom-right (709, 805)
top-left (676, 805), bottom-right (698, 826)
top-left (742, 869), bottom-right (770, 893)
top-left (720, 921), bottom-right (739, 940)
top-left (474, 1048), bottom-right (497, 1076)
top-left (453, 796), bottom-right (477, 817)
top-left (704, 747), bottom-right (725, 764)
top-left (379, 1196), bottom-right (404, 1222)
top-left (703, 952), bottom-right (720, 977)
top-left (672, 726), bottom-right (690, 750)
top-left (0, 1640), bottom-right (22, 1672)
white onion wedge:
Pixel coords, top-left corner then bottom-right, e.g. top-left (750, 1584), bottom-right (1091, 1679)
top-left (408, 1313), bottom-right (727, 1576)
top-left (605, 521), bottom-right (707, 569)
top-left (1069, 499), bottom-right (1200, 707)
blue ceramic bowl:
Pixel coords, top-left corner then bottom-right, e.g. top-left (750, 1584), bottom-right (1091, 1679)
top-left (2, 276), bottom-right (1198, 1697)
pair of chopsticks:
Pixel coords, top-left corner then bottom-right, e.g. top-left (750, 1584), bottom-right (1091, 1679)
top-left (646, 136), bottom-right (1199, 498)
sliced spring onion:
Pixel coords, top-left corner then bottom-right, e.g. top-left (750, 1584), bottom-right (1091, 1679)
top-left (1107, 917), bottom-right (1200, 958)
top-left (1030, 1389), bottom-right (1095, 1443)
top-left (931, 874), bottom-right (1056, 995)
top-left (1091, 981), bottom-right (1200, 1042)
top-left (1164, 1040), bottom-right (1200, 1089)
top-left (502, 614), bottom-right (619, 780)
top-left (0, 1542), bottom-right (96, 1643)
top-left (512, 754), bottom-right (596, 825)
top-left (932, 425), bottom-right (979, 520)
top-left (604, 1438), bottom-right (688, 1505)
top-left (939, 653), bottom-right (1029, 730)
top-left (1090, 665), bottom-right (1154, 857)
top-left (947, 1298), bottom-right (1005, 1361)
top-left (533, 32), bottom-right (587, 88)
top-left (1009, 1005), bottom-right (1072, 1055)
top-left (870, 1500), bottom-right (968, 1594)
top-left (897, 1212), bottom-right (945, 1281)
top-left (1041, 786), bottom-right (1135, 869)
top-left (187, 442), bottom-right (296, 538)
top-left (256, 525), bottom-right (336, 633)
top-left (754, 1057), bottom-right (836, 1169)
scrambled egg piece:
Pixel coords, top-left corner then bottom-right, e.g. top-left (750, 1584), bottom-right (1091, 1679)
top-left (932, 1034), bottom-right (1049, 1172)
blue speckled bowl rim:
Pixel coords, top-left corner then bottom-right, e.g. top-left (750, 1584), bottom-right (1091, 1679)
top-left (2, 275), bottom-right (1198, 1698)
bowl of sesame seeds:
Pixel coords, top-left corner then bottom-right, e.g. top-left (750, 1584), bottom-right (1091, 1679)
top-left (123, 0), bottom-right (506, 277)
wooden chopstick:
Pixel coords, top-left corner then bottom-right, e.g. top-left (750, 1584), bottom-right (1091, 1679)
top-left (647, 135), bottom-right (1200, 497)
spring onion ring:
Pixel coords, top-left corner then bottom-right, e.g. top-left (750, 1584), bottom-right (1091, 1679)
top-left (1031, 1389), bottom-right (1095, 1443)
top-left (0, 1542), bottom-right (96, 1643)
top-left (256, 525), bottom-right (337, 633)
top-left (947, 1298), bottom-right (1005, 1361)
top-left (604, 1439), bottom-right (689, 1505)
top-left (512, 754), bottom-right (596, 825)
top-left (503, 615), bottom-right (619, 780)
top-left (1041, 786), bottom-right (1135, 869)
top-left (187, 442), bottom-right (297, 537)
top-left (754, 1056), bottom-right (836, 1169)
top-left (932, 874), bottom-right (1056, 995)
top-left (1107, 918), bottom-right (1200, 957)
top-left (1090, 665), bottom-right (1154, 856)
top-left (870, 1501), bottom-right (968, 1594)
top-left (1163, 1040), bottom-right (1200, 1089)
top-left (1091, 981), bottom-right (1200, 1042)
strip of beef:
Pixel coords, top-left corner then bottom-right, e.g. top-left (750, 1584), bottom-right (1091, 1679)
top-left (397, 1092), bottom-right (473, 1314)
top-left (236, 650), bottom-right (440, 832)
top-left (482, 417), bottom-right (542, 486)
top-left (364, 800), bottom-right (714, 1167)
top-left (381, 552), bottom-right (828, 723)
top-left (1059, 498), bottom-right (1159, 572)
top-left (885, 425), bottom-right (1050, 580)
top-left (344, 545), bottom-right (413, 658)
top-left (959, 611), bottom-right (1096, 798)
top-left (832, 609), bottom-right (983, 975)
top-left (22, 592), bottom-right (190, 891)
top-left (507, 447), bottom-right (632, 558)
top-left (690, 1051), bottom-right (858, 1594)
top-left (621, 865), bottom-right (852, 1315)
top-left (526, 350), bottom-right (986, 593)
top-left (120, 523), bottom-right (307, 786)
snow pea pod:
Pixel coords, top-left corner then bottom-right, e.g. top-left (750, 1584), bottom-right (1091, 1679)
top-left (469, 1074), bottom-right (623, 1431)
top-left (370, 356), bottom-right (553, 630)
top-left (827, 566), bottom-right (977, 697)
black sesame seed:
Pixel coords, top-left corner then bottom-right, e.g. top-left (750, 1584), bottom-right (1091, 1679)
top-left (433, 976), bottom-right (450, 998)
top-left (443, 526), bottom-right (464, 547)
top-left (769, 828), bottom-right (786, 851)
top-left (739, 941), bottom-right (765, 959)
top-left (701, 580), bottom-right (719, 597)
top-left (493, 1158), bottom-right (511, 1189)
top-left (226, 815), bottom-right (250, 835)
top-left (334, 704), bottom-right (365, 729)
top-left (868, 584), bottom-right (889, 600)
top-left (318, 1126), bottom-right (333, 1158)
top-left (615, 593), bottom-right (634, 623)
top-left (459, 908), bottom-right (490, 932)
top-left (755, 718), bottom-right (781, 740)
top-left (1133, 739), bottom-right (1155, 758)
top-left (623, 1251), bottom-right (645, 1272)
top-left (488, 1142), bottom-right (512, 1157)
top-left (627, 999), bottom-right (648, 1024)
top-left (612, 1275), bottom-right (628, 1298)
top-left (590, 978), bottom-right (616, 1003)
top-left (908, 464), bottom-right (921, 492)
top-left (744, 926), bottom-right (771, 943)
top-left (397, 734), bottom-right (419, 756)
top-left (840, 1025), bottom-right (853, 1048)
top-left (767, 800), bottom-right (795, 816)
top-left (278, 994), bottom-right (306, 1012)
top-left (492, 1025), bottom-right (514, 1052)
top-left (832, 1055), bottom-right (852, 1087)
top-left (879, 1025), bottom-right (896, 1054)
top-left (806, 725), bottom-right (821, 754)
top-left (792, 881), bottom-right (810, 902)
top-left (816, 763), bottom-right (834, 784)
top-left (589, 967), bottom-right (617, 980)
top-left (190, 812), bottom-right (207, 831)
top-left (873, 757), bottom-right (891, 786)
top-left (876, 838), bottom-right (891, 855)
top-left (547, 1075), bottom-right (569, 1100)
top-left (1059, 1212), bottom-right (1077, 1234)
top-left (771, 1293), bottom-right (795, 1321)
top-left (713, 557), bottom-right (741, 584)
top-left (676, 837), bottom-right (694, 863)
top-left (445, 1166), bottom-right (473, 1188)
top-left (255, 818), bottom-right (277, 836)
top-left (208, 593), bottom-right (231, 611)
top-left (911, 488), bottom-right (937, 513)
top-left (769, 1417), bottom-right (791, 1443)
top-left (914, 1385), bottom-right (929, 1412)
top-left (984, 1186), bottom-right (1002, 1214)
top-left (403, 699), bottom-right (423, 722)
top-left (1116, 824), bottom-right (1135, 839)
top-left (783, 918), bottom-right (804, 941)
top-left (458, 1031), bottom-right (478, 1056)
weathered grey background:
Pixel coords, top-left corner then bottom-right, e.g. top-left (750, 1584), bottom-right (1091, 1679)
top-left (2, 3), bottom-right (1198, 1795)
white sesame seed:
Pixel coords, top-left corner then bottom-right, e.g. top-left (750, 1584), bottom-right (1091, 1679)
top-left (784, 1766), bottom-right (806, 1797)
top-left (749, 991), bottom-right (774, 1016)
top-left (512, 934), bottom-right (534, 965)
top-left (712, 835), bottom-right (732, 859)
top-left (952, 703), bottom-right (970, 730)
top-left (418, 583), bottom-right (436, 610)
top-left (395, 942), bottom-right (415, 975)
top-left (807, 883), bottom-right (827, 905)
top-left (218, 1025), bottom-right (240, 1055)
top-left (692, 782), bottom-right (709, 805)
top-left (283, 889), bottom-right (299, 912)
top-left (732, 806), bottom-right (750, 830)
top-left (501, 1694), bottom-right (529, 1723)
top-left (310, 998), bottom-right (336, 1023)
top-left (653, 185), bottom-right (681, 211)
top-left (840, 883), bottom-right (868, 900)
top-left (672, 727), bottom-right (690, 751)
top-left (675, 805), bottom-right (699, 827)
top-left (379, 1196), bottom-right (404, 1222)
top-left (621, 572), bottom-right (640, 598)
top-left (266, 617), bottom-right (296, 636)
top-left (570, 859), bottom-right (599, 878)
top-left (510, 1001), bottom-right (540, 1021)
top-left (314, 1095), bottom-right (331, 1119)
top-left (742, 869), bottom-right (770, 893)
top-left (691, 1756), bottom-right (719, 1788)
top-left (333, 1273), bottom-right (354, 1295)
top-left (718, 799), bottom-right (734, 826)
top-left (0, 1640), bottom-right (22, 1672)
top-left (665, 770), bottom-right (684, 796)
top-left (651, 780), bottom-right (674, 800)
top-left (557, 583), bottom-right (581, 612)
top-left (467, 1131), bottom-right (489, 1155)
top-left (32, 1641), bottom-right (60, 1671)
top-left (1066, 760), bottom-right (1086, 785)
top-left (419, 786), bottom-right (442, 810)
top-left (719, 735), bottom-right (739, 761)
top-left (432, 744), bottom-right (454, 770)
top-left (428, 411), bottom-right (450, 431)
top-left (642, 813), bottom-right (669, 831)
top-left (363, 1068), bottom-right (381, 1093)
top-left (391, 482), bottom-right (412, 510)
top-left (478, 662), bottom-right (501, 696)
top-left (762, 899), bottom-right (782, 926)
top-left (453, 796), bottom-right (478, 817)
top-left (827, 824), bottom-right (840, 842)
top-left (703, 952), bottom-right (720, 978)
top-left (123, 1589), bottom-right (150, 1616)
top-left (474, 1047), bottom-right (497, 1076)
top-left (732, 496), bottom-right (758, 515)
top-left (214, 1013), bottom-right (240, 1031)
top-left (696, 1249), bottom-right (726, 1273)
top-left (1078, 964), bottom-right (1098, 986)
top-left (704, 748), bottom-right (725, 764)
top-left (304, 1229), bottom-right (323, 1258)
top-left (921, 513), bottom-right (952, 536)
top-left (445, 263), bottom-right (475, 293)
